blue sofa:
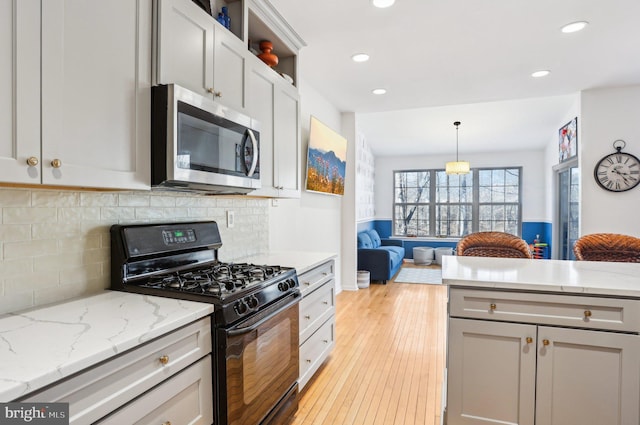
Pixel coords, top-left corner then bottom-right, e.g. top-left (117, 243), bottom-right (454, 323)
top-left (357, 229), bottom-right (405, 284)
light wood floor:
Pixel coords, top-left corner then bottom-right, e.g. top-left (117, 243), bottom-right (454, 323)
top-left (289, 265), bottom-right (448, 425)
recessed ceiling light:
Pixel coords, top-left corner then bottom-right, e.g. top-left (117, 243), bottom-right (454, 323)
top-left (372, 88), bottom-right (387, 95)
top-left (372, 0), bottom-right (395, 8)
top-left (561, 21), bottom-right (589, 33)
top-left (352, 53), bottom-right (370, 63)
top-left (531, 70), bottom-right (550, 78)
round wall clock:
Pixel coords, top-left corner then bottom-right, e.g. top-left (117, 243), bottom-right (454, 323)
top-left (594, 140), bottom-right (640, 192)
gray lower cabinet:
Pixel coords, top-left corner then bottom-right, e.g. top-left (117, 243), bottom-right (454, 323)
top-left (446, 288), bottom-right (640, 425)
top-left (19, 317), bottom-right (212, 425)
top-left (298, 258), bottom-right (336, 390)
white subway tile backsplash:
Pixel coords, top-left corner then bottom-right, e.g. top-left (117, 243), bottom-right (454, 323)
top-left (4, 239), bottom-right (58, 259)
top-left (3, 207), bottom-right (57, 224)
top-left (0, 224), bottom-right (31, 242)
top-left (0, 187), bottom-right (270, 314)
top-left (32, 223), bottom-right (83, 240)
top-left (117, 193), bottom-right (150, 207)
top-left (80, 192), bottom-right (119, 207)
top-left (0, 190), bottom-right (31, 206)
top-left (32, 191), bottom-right (80, 207)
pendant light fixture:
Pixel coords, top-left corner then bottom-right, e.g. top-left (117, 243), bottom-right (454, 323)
top-left (445, 121), bottom-right (470, 175)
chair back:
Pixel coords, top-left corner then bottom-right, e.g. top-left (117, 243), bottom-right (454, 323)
top-left (457, 231), bottom-right (533, 259)
top-left (573, 233), bottom-right (640, 262)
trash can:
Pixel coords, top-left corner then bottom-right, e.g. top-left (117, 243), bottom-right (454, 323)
top-left (413, 247), bottom-right (434, 265)
top-left (357, 270), bottom-right (370, 289)
top-left (435, 247), bottom-right (453, 265)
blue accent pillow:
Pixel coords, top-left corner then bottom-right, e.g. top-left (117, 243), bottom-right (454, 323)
top-left (367, 229), bottom-right (382, 248)
top-left (357, 232), bottom-right (373, 249)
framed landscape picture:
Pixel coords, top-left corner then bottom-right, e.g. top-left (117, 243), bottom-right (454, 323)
top-left (305, 116), bottom-right (347, 196)
top-left (559, 117), bottom-right (578, 162)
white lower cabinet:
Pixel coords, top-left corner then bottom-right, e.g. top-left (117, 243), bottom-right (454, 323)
top-left (298, 258), bottom-right (336, 390)
top-left (19, 317), bottom-right (212, 425)
top-left (447, 289), bottom-right (640, 425)
top-left (97, 356), bottom-right (213, 425)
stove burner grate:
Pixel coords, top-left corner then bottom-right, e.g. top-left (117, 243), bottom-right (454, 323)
top-left (140, 262), bottom-right (286, 298)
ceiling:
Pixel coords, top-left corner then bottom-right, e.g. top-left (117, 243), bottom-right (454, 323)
top-left (268, 0), bottom-right (640, 156)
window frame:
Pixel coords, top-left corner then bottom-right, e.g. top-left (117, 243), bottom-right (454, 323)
top-left (392, 167), bottom-right (523, 237)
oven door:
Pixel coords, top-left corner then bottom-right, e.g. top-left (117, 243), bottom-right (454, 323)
top-left (216, 292), bottom-right (300, 425)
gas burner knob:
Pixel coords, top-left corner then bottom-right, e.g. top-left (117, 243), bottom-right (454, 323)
top-left (246, 296), bottom-right (259, 309)
top-left (278, 281), bottom-right (289, 292)
top-left (287, 279), bottom-right (297, 289)
top-left (234, 300), bottom-right (248, 315)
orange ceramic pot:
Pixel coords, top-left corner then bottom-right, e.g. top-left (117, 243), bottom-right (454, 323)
top-left (258, 40), bottom-right (278, 67)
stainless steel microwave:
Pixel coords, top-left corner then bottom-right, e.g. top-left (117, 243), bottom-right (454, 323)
top-left (151, 84), bottom-right (261, 194)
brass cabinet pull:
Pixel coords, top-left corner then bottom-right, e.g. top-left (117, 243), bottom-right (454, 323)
top-left (306, 359), bottom-right (311, 363)
top-left (162, 422), bottom-right (172, 425)
top-left (26, 156), bottom-right (39, 167)
top-left (542, 339), bottom-right (550, 346)
top-left (304, 282), bottom-right (311, 286)
top-left (489, 303), bottom-right (497, 311)
top-left (526, 337), bottom-right (533, 344)
top-left (322, 301), bottom-right (329, 305)
top-left (51, 159), bottom-right (62, 168)
top-left (304, 315), bottom-right (311, 319)
top-left (584, 310), bottom-right (592, 318)
top-left (159, 355), bottom-right (169, 365)
top-left (323, 339), bottom-right (329, 343)
top-left (207, 88), bottom-right (222, 97)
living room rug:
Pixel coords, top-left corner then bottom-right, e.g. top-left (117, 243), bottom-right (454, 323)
top-left (394, 267), bottom-right (442, 285)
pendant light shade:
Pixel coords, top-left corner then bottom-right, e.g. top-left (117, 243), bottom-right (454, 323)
top-left (445, 121), bottom-right (470, 175)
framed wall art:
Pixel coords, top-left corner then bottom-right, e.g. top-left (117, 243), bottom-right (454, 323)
top-left (305, 116), bottom-right (348, 196)
top-left (559, 117), bottom-right (578, 162)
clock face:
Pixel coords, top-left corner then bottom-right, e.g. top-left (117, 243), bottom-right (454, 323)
top-left (594, 152), bottom-right (640, 192)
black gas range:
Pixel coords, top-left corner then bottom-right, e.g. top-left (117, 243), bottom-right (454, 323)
top-left (110, 221), bottom-right (299, 326)
top-left (110, 221), bottom-right (300, 425)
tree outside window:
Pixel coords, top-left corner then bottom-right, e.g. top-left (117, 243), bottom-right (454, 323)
top-left (393, 167), bottom-right (522, 237)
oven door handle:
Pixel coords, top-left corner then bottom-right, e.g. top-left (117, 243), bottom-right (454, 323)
top-left (228, 292), bottom-right (300, 336)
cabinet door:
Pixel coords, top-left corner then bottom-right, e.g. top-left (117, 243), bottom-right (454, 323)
top-left (41, 0), bottom-right (151, 189)
top-left (273, 81), bottom-right (301, 197)
top-left (155, 0), bottom-right (214, 97)
top-left (212, 24), bottom-right (246, 111)
top-left (447, 318), bottom-right (536, 425)
top-left (536, 326), bottom-right (640, 425)
top-left (0, 0), bottom-right (40, 184)
top-left (247, 62), bottom-right (278, 197)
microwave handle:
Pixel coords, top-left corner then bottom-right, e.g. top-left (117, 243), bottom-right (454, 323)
top-left (246, 129), bottom-right (258, 177)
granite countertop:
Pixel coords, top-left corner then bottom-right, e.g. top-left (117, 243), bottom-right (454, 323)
top-left (240, 251), bottom-right (337, 275)
top-left (442, 256), bottom-right (640, 297)
top-left (0, 291), bottom-right (213, 402)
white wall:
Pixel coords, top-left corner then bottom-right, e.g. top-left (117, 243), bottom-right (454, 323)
top-left (268, 77), bottom-right (346, 292)
top-left (374, 150), bottom-right (547, 222)
top-left (579, 85), bottom-right (640, 235)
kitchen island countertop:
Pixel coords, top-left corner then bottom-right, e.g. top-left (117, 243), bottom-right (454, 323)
top-left (442, 255), bottom-right (640, 297)
top-left (0, 291), bottom-right (213, 402)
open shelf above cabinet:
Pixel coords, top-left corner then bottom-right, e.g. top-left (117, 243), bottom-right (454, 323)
top-left (209, 0), bottom-right (243, 41)
top-left (246, 0), bottom-right (306, 87)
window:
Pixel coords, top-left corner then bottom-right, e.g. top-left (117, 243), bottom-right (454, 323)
top-left (393, 167), bottom-right (522, 237)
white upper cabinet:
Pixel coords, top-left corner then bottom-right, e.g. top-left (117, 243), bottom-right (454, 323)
top-left (248, 59), bottom-right (301, 198)
top-left (153, 0), bottom-right (305, 197)
top-left (155, 0), bottom-right (246, 112)
top-left (41, 0), bottom-right (152, 189)
top-left (0, 0), bottom-right (152, 190)
top-left (0, 0), bottom-right (42, 184)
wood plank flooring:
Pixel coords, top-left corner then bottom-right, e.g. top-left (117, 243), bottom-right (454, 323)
top-left (289, 265), bottom-right (448, 425)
